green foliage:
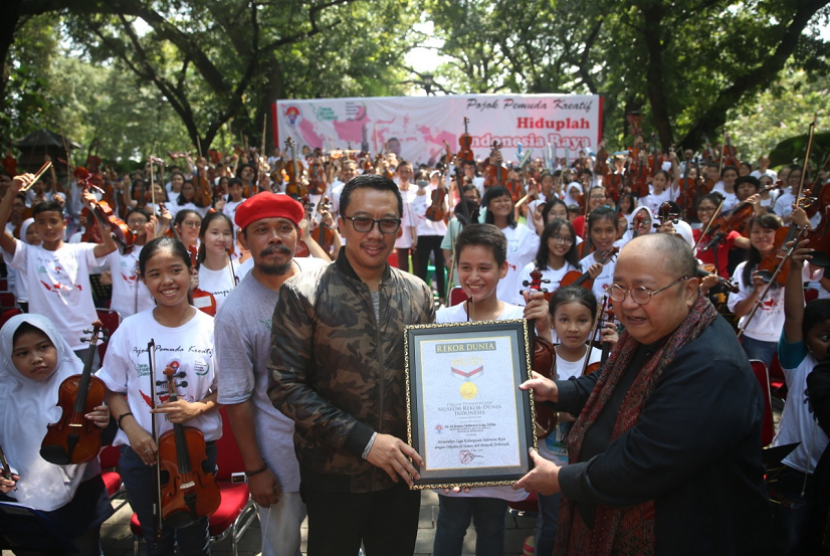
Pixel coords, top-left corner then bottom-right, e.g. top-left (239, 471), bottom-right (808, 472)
top-left (726, 69), bottom-right (830, 166)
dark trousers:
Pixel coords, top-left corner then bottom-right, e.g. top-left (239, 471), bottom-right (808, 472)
top-left (396, 247), bottom-right (418, 275)
top-left (416, 235), bottom-right (446, 300)
top-left (301, 480), bottom-right (421, 556)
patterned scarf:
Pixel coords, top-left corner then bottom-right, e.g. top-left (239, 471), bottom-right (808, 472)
top-left (553, 293), bottom-right (718, 556)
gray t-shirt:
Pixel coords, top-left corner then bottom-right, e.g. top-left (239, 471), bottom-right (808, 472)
top-left (215, 257), bottom-right (328, 492)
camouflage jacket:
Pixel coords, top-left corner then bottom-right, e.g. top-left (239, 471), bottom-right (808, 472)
top-left (268, 250), bottom-right (435, 493)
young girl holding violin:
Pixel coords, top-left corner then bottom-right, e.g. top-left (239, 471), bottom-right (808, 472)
top-left (104, 208), bottom-right (157, 318)
top-left (518, 219), bottom-right (580, 298)
top-left (578, 207), bottom-right (619, 303)
top-left (196, 212), bottom-right (237, 311)
top-left (0, 314), bottom-right (113, 556)
top-left (483, 186), bottom-right (539, 306)
top-left (97, 237), bottom-right (221, 556)
top-left (640, 169), bottom-right (672, 215)
top-left (432, 223), bottom-right (549, 556)
top-left (727, 210), bottom-right (815, 366)
top-left (534, 286), bottom-right (618, 556)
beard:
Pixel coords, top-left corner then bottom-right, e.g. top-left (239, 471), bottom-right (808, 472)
top-left (257, 244), bottom-right (293, 276)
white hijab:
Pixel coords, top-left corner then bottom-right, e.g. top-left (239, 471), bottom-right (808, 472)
top-left (618, 206), bottom-right (656, 247)
top-left (0, 314), bottom-right (92, 511)
top-left (565, 182), bottom-right (583, 206)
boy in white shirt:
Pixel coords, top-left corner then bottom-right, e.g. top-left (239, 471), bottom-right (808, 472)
top-left (0, 173), bottom-right (118, 358)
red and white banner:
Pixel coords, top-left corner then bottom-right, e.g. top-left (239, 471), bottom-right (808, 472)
top-left (274, 94), bottom-right (602, 166)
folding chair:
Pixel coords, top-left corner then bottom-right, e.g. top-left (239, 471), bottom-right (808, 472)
top-left (131, 407), bottom-right (258, 556)
top-left (95, 308), bottom-right (122, 361)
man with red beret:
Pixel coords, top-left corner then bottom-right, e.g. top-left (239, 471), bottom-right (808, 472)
top-left (215, 192), bottom-right (328, 556)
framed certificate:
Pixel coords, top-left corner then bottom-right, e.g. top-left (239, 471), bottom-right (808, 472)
top-left (404, 319), bottom-right (537, 489)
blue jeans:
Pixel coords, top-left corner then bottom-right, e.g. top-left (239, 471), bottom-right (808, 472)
top-left (535, 491), bottom-right (561, 556)
top-left (433, 495), bottom-right (507, 556)
top-left (741, 336), bottom-right (777, 368)
top-left (119, 443), bottom-right (217, 556)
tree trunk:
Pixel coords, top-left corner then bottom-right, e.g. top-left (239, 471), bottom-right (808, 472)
top-left (0, 0), bottom-right (24, 116)
top-left (639, 3), bottom-right (673, 150)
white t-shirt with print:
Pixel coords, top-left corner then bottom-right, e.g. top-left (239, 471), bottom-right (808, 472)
top-left (434, 302), bottom-right (528, 502)
top-left (96, 308), bottom-right (221, 446)
top-left (5, 240), bottom-right (105, 350)
top-left (104, 249), bottom-right (155, 318)
top-left (499, 225), bottom-right (540, 306)
top-left (198, 264), bottom-right (238, 312)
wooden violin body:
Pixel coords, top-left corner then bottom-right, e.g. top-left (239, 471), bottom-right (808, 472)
top-left (40, 323), bottom-right (105, 465)
top-left (426, 187), bottom-right (448, 222)
top-left (157, 367), bottom-right (220, 528)
top-left (521, 268), bottom-right (558, 439)
top-left (457, 117), bottom-right (474, 164)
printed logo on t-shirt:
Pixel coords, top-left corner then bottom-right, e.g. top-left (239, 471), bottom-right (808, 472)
top-left (135, 362), bottom-right (150, 378)
top-left (259, 318), bottom-right (272, 330)
top-left (192, 357), bottom-right (210, 377)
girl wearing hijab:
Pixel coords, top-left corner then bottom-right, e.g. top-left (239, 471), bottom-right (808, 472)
top-left (0, 314), bottom-right (113, 555)
top-left (615, 205), bottom-right (655, 249)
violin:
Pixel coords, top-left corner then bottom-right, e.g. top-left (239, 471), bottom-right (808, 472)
top-left (700, 134), bottom-right (719, 164)
top-left (807, 181), bottom-right (830, 268)
top-left (188, 245), bottom-right (218, 316)
top-left (157, 365), bottom-right (221, 527)
top-left (311, 197), bottom-right (337, 257)
top-left (584, 296), bottom-right (614, 375)
top-left (307, 157), bottom-right (326, 195)
top-left (521, 268), bottom-right (557, 440)
top-left (484, 141), bottom-right (506, 188)
top-left (284, 138), bottom-right (307, 198)
top-left (426, 179), bottom-right (448, 222)
top-left (2, 149), bottom-right (18, 177)
top-left (560, 247), bottom-right (619, 290)
top-left (194, 159), bottom-right (213, 208)
top-left (653, 201), bottom-right (679, 229)
top-left (0, 441), bottom-right (15, 490)
top-left (40, 322), bottom-right (107, 465)
top-left (294, 197), bottom-right (313, 258)
top-left (77, 167), bottom-right (136, 253)
top-left (722, 133), bottom-right (738, 168)
top-left (756, 225), bottom-right (805, 286)
top-left (676, 154), bottom-right (699, 221)
top-left (698, 263), bottom-right (740, 294)
top-left (594, 140), bottom-right (609, 177)
top-left (629, 150), bottom-right (650, 198)
top-left (457, 117), bottom-right (474, 164)
top-left (698, 202), bottom-right (755, 253)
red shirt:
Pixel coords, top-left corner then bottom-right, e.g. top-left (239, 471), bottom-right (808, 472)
top-left (693, 228), bottom-right (739, 278)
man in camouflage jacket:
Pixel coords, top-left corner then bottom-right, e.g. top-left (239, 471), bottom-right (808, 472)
top-left (269, 174), bottom-right (435, 555)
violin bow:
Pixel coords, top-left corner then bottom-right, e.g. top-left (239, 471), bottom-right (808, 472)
top-left (18, 160), bottom-right (53, 192)
top-left (692, 198), bottom-right (724, 251)
top-left (580, 294), bottom-right (609, 376)
top-left (146, 340), bottom-right (164, 539)
top-left (795, 114), bottom-right (817, 203)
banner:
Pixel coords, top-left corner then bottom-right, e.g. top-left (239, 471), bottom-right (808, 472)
top-left (274, 94), bottom-right (602, 166)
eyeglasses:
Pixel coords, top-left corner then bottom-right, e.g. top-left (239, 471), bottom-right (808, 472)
top-left (608, 275), bottom-right (690, 305)
top-left (697, 206), bottom-right (716, 213)
top-left (182, 221), bottom-right (201, 228)
top-left (550, 235), bottom-right (574, 244)
top-left (344, 215), bottom-right (401, 234)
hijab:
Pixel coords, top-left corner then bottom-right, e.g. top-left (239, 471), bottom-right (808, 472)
top-left (617, 206), bottom-right (655, 247)
top-left (19, 218), bottom-right (34, 244)
top-left (0, 314), bottom-right (93, 511)
top-left (565, 182), bottom-right (583, 206)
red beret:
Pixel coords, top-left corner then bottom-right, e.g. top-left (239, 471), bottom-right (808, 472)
top-left (234, 192), bottom-right (304, 231)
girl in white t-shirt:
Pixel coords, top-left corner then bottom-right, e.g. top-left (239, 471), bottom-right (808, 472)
top-left (483, 186), bottom-right (540, 306)
top-left (196, 212), bottom-right (237, 311)
top-left (432, 223), bottom-right (550, 556)
top-left (97, 237), bottom-right (220, 556)
top-left (535, 286), bottom-right (618, 554)
top-left (578, 207), bottom-right (619, 303)
top-left (534, 286), bottom-right (618, 556)
top-left (728, 212), bottom-right (799, 367)
top-left (768, 237), bottom-right (830, 553)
